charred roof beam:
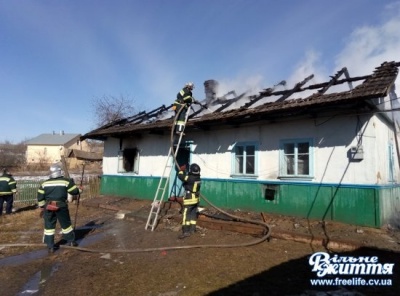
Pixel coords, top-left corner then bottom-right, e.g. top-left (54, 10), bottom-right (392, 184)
top-left (306, 75), bottom-right (369, 91)
top-left (276, 75), bottom-right (314, 102)
top-left (343, 68), bottom-right (354, 90)
top-left (189, 104), bottom-right (209, 118)
top-left (129, 104), bottom-right (171, 124)
top-left (214, 92), bottom-right (247, 112)
top-left (318, 68), bottom-right (347, 94)
top-left (243, 80), bottom-right (287, 108)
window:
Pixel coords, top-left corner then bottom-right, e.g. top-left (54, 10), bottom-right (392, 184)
top-left (232, 142), bottom-right (257, 177)
top-left (280, 139), bottom-right (313, 178)
top-left (118, 148), bottom-right (139, 173)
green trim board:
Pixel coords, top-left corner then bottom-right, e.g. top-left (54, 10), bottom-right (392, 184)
top-left (100, 175), bottom-right (400, 227)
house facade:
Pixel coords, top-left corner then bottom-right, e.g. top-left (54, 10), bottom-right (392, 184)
top-left (26, 132), bottom-right (87, 167)
top-left (83, 61), bottom-right (400, 228)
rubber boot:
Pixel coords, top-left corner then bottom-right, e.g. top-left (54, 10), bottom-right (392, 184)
top-left (68, 241), bottom-right (78, 247)
top-left (178, 226), bottom-right (191, 239)
top-left (190, 224), bottom-right (196, 234)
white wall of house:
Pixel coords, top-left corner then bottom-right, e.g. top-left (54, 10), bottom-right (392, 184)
top-left (26, 145), bottom-right (64, 163)
top-left (102, 112), bottom-right (399, 186)
top-left (103, 137), bottom-right (120, 174)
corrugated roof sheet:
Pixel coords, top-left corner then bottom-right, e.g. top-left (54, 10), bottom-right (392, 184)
top-left (26, 133), bottom-right (81, 145)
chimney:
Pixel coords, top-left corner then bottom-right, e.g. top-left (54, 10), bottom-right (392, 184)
top-left (60, 130), bottom-right (64, 135)
top-left (204, 80), bottom-right (219, 105)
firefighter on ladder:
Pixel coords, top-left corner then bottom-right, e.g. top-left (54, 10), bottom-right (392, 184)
top-left (177, 163), bottom-right (201, 239)
top-left (173, 82), bottom-right (195, 135)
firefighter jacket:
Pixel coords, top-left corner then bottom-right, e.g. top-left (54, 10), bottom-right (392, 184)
top-left (0, 173), bottom-right (17, 196)
top-left (37, 176), bottom-right (79, 208)
top-left (174, 87), bottom-right (194, 107)
top-left (177, 170), bottom-right (201, 206)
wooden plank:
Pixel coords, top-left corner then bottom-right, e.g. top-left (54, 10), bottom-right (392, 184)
top-left (60, 155), bottom-right (70, 178)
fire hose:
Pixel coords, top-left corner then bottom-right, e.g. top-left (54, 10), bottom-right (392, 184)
top-left (0, 103), bottom-right (270, 254)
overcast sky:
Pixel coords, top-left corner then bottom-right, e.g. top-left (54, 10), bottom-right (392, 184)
top-left (1, 0), bottom-right (399, 143)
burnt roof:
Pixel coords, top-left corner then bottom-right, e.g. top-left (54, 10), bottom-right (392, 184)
top-left (82, 61), bottom-right (400, 140)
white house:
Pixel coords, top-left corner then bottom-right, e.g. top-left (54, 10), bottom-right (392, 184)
top-left (83, 61), bottom-right (400, 228)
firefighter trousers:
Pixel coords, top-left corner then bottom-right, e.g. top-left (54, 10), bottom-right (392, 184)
top-left (181, 203), bottom-right (198, 234)
top-left (43, 206), bottom-right (75, 248)
top-left (0, 194), bottom-right (13, 215)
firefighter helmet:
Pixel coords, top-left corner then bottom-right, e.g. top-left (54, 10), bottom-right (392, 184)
top-left (185, 82), bottom-right (195, 90)
top-left (49, 163), bottom-right (63, 179)
top-left (189, 163), bottom-right (201, 175)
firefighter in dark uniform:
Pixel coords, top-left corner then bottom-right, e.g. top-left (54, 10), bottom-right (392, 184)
top-left (37, 163), bottom-right (82, 252)
top-left (0, 168), bottom-right (17, 215)
top-left (173, 82), bottom-right (195, 134)
top-left (177, 163), bottom-right (201, 239)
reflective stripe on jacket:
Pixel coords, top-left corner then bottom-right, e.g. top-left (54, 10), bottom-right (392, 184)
top-left (177, 170), bottom-right (201, 205)
top-left (37, 177), bottom-right (79, 207)
top-left (0, 175), bottom-right (17, 195)
top-left (174, 87), bottom-right (194, 105)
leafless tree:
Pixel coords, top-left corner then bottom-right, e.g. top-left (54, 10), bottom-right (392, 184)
top-left (91, 94), bottom-right (137, 127)
top-left (0, 140), bottom-right (27, 169)
top-left (32, 150), bottom-right (51, 170)
top-left (86, 139), bottom-right (104, 153)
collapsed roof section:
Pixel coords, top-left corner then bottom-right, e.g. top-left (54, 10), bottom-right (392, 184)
top-left (82, 61), bottom-right (400, 140)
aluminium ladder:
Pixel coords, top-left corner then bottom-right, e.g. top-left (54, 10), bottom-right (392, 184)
top-left (145, 107), bottom-right (191, 231)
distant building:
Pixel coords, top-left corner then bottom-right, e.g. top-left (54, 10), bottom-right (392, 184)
top-left (25, 131), bottom-right (87, 167)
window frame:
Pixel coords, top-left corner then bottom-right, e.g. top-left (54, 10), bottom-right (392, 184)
top-left (279, 138), bottom-right (313, 180)
top-left (230, 141), bottom-right (258, 178)
top-left (117, 148), bottom-right (140, 174)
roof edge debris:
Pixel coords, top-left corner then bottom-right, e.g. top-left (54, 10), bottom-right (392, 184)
top-left (82, 61), bottom-right (400, 140)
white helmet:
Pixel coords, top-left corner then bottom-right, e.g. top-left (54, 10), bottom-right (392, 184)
top-left (185, 82), bottom-right (194, 90)
top-left (49, 163), bottom-right (64, 179)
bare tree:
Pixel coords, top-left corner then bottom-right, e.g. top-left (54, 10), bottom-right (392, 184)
top-left (86, 139), bottom-right (104, 153)
top-left (0, 140), bottom-right (27, 169)
top-left (91, 95), bottom-right (137, 127)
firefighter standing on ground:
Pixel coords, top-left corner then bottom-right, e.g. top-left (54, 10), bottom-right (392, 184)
top-left (173, 82), bottom-right (195, 134)
top-left (0, 168), bottom-right (17, 215)
top-left (177, 163), bottom-right (201, 239)
top-left (37, 163), bottom-right (82, 252)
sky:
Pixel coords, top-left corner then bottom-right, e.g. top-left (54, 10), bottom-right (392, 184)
top-left (1, 0), bottom-right (400, 143)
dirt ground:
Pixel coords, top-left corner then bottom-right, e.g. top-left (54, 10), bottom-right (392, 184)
top-left (1, 196), bottom-right (399, 296)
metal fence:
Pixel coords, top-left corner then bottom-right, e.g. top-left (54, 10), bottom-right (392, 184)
top-left (13, 176), bottom-right (101, 207)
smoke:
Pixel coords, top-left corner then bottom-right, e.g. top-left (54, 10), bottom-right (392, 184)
top-left (208, 75), bottom-right (265, 100)
top-left (290, 2), bottom-right (400, 97)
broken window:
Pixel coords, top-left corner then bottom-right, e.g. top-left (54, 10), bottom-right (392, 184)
top-left (280, 139), bottom-right (312, 178)
top-left (232, 142), bottom-right (257, 176)
top-left (118, 148), bottom-right (139, 173)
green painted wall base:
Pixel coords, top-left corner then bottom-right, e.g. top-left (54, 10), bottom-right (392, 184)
top-left (100, 175), bottom-right (400, 228)
top-left (100, 175), bottom-right (160, 200)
